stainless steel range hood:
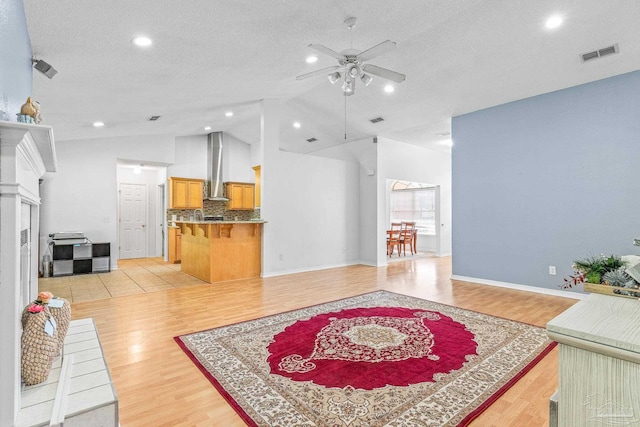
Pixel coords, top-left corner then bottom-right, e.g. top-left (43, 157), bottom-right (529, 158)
top-left (207, 132), bottom-right (229, 201)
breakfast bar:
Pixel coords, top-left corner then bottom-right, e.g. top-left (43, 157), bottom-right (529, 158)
top-left (177, 220), bottom-right (265, 282)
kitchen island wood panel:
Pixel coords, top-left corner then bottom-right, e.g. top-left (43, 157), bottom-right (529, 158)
top-left (179, 221), bottom-right (263, 282)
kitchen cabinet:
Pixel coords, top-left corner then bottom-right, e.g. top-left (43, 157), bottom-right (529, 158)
top-left (180, 221), bottom-right (264, 282)
top-left (168, 227), bottom-right (181, 263)
top-left (168, 177), bottom-right (204, 209)
top-left (225, 182), bottom-right (255, 210)
top-left (252, 165), bottom-right (261, 208)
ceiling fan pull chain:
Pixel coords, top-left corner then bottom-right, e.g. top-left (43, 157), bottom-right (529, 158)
top-left (344, 95), bottom-right (347, 140)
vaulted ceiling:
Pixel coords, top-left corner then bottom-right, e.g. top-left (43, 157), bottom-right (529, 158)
top-left (24, 1), bottom-right (640, 154)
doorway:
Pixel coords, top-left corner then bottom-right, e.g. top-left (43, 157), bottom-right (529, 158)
top-left (118, 183), bottom-right (148, 259)
top-left (388, 180), bottom-right (440, 255)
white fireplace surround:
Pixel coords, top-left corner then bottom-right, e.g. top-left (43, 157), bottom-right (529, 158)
top-left (0, 121), bottom-right (57, 427)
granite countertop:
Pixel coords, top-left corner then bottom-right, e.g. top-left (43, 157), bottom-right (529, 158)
top-left (174, 220), bottom-right (266, 224)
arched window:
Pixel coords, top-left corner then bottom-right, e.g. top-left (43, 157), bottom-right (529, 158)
top-left (390, 181), bottom-right (436, 235)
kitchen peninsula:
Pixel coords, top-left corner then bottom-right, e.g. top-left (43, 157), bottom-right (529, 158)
top-left (176, 220), bottom-right (265, 282)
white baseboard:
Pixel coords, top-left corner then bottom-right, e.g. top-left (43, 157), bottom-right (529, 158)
top-left (450, 275), bottom-right (586, 300)
top-left (262, 261), bottom-right (363, 278)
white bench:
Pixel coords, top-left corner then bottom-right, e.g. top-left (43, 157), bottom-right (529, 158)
top-left (16, 318), bottom-right (118, 427)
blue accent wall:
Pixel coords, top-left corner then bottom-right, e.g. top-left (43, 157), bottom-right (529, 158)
top-left (0, 0), bottom-right (32, 120)
top-left (452, 71), bottom-right (640, 291)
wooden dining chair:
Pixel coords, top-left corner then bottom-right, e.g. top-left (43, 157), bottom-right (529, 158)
top-left (387, 229), bottom-right (402, 256)
top-left (400, 222), bottom-right (416, 256)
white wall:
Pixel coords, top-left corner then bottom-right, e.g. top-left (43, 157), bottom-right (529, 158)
top-left (310, 136), bottom-right (451, 266)
top-left (261, 150), bottom-right (361, 275)
top-left (224, 134), bottom-right (253, 183)
top-left (171, 133), bottom-right (254, 183)
top-left (40, 134), bottom-right (175, 268)
top-left (39, 126), bottom-right (449, 277)
top-left (170, 135), bottom-right (207, 179)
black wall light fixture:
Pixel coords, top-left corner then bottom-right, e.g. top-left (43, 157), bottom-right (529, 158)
top-left (32, 58), bottom-right (57, 79)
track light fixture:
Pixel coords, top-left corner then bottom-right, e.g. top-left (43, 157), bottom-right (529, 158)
top-left (32, 58), bottom-right (57, 79)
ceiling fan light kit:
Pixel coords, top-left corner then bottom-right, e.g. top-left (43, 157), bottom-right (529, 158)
top-left (328, 71), bottom-right (342, 84)
top-left (297, 16), bottom-right (406, 96)
top-left (361, 73), bottom-right (373, 86)
top-left (341, 79), bottom-right (354, 96)
top-left (296, 16), bottom-right (407, 137)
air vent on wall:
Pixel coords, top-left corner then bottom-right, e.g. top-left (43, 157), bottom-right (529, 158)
top-left (306, 137), bottom-right (317, 143)
top-left (369, 117), bottom-right (384, 123)
top-left (148, 115), bottom-right (161, 121)
top-left (581, 44), bottom-right (618, 62)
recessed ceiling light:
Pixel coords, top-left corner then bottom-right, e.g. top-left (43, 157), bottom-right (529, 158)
top-left (545, 15), bottom-right (563, 29)
top-left (132, 36), bottom-right (152, 47)
top-left (204, 126), bottom-right (211, 131)
top-left (93, 121), bottom-right (104, 127)
top-left (384, 84), bottom-right (395, 93)
top-left (306, 55), bottom-right (318, 64)
top-left (225, 111), bottom-right (233, 117)
top-left (293, 122), bottom-right (301, 129)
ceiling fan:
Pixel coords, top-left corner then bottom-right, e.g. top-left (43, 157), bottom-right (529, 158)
top-left (296, 17), bottom-right (406, 96)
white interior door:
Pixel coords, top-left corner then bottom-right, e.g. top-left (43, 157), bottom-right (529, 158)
top-left (119, 183), bottom-right (147, 259)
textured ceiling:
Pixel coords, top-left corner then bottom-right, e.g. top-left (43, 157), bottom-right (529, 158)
top-left (23, 0), bottom-right (640, 154)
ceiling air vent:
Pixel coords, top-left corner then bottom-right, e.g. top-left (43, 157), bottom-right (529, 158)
top-left (148, 115), bottom-right (161, 121)
top-left (581, 44), bottom-right (618, 62)
top-left (369, 117), bottom-right (384, 123)
top-left (306, 137), bottom-right (317, 143)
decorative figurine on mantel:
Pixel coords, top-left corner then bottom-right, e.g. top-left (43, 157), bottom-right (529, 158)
top-left (16, 97), bottom-right (42, 124)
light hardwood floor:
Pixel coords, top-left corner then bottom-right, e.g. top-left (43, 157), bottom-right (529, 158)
top-left (41, 255), bottom-right (578, 426)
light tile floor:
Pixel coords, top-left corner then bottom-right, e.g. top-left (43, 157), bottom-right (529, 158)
top-left (38, 258), bottom-right (206, 303)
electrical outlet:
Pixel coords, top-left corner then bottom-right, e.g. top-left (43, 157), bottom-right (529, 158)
top-left (549, 266), bottom-right (556, 275)
top-left (279, 253), bottom-right (284, 261)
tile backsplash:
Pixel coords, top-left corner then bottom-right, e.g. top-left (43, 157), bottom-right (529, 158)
top-left (167, 199), bottom-right (260, 222)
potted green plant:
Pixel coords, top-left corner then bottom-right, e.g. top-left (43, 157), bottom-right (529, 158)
top-left (562, 254), bottom-right (640, 299)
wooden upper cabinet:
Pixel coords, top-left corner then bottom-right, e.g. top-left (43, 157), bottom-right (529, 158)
top-left (168, 177), bottom-right (204, 209)
top-left (187, 181), bottom-right (202, 208)
top-left (252, 165), bottom-right (261, 208)
top-left (225, 182), bottom-right (255, 210)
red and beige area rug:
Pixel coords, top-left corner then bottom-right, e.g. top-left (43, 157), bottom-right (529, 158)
top-left (175, 291), bottom-right (554, 426)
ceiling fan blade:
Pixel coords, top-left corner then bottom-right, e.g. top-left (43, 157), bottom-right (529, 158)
top-left (362, 64), bottom-right (406, 83)
top-left (308, 44), bottom-right (346, 61)
top-left (357, 40), bottom-right (396, 62)
top-left (296, 65), bottom-right (340, 80)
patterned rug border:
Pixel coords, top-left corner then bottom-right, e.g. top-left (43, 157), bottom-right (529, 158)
top-left (174, 290), bottom-right (556, 426)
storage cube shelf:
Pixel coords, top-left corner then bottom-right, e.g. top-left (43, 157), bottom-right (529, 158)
top-left (51, 243), bottom-right (110, 276)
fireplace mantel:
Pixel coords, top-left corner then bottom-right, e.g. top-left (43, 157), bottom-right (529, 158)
top-left (0, 120), bottom-right (57, 426)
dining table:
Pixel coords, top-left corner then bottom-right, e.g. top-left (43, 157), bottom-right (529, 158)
top-left (386, 228), bottom-right (417, 255)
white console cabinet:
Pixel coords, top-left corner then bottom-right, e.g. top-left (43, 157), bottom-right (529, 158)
top-left (547, 293), bottom-right (640, 426)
